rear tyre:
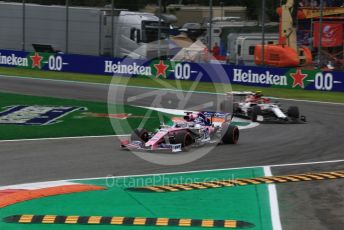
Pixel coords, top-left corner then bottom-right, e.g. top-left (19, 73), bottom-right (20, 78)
top-left (221, 123), bottom-right (239, 144)
top-left (287, 106), bottom-right (300, 119)
top-left (131, 128), bottom-right (149, 143)
top-left (233, 103), bottom-right (240, 113)
top-left (251, 105), bottom-right (261, 122)
top-left (173, 132), bottom-right (194, 151)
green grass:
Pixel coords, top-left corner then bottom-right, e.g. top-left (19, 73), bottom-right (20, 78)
top-left (0, 67), bottom-right (344, 103)
top-left (0, 91), bottom-right (253, 140)
top-left (0, 168), bottom-right (273, 230)
top-left (0, 92), bottom-right (172, 140)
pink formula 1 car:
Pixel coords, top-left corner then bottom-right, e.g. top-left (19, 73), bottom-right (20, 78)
top-left (120, 112), bottom-right (239, 152)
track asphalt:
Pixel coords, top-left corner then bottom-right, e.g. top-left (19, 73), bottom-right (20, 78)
top-left (0, 75), bottom-right (343, 229)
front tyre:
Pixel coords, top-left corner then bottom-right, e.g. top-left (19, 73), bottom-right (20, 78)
top-left (287, 106), bottom-right (300, 119)
top-left (221, 123), bottom-right (239, 144)
top-left (131, 128), bottom-right (149, 143)
top-left (173, 132), bottom-right (194, 151)
top-left (251, 105), bottom-right (261, 122)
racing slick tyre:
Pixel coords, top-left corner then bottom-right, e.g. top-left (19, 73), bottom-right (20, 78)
top-left (251, 105), bottom-right (261, 122)
top-left (233, 103), bottom-right (240, 113)
top-left (221, 123), bottom-right (239, 144)
top-left (287, 106), bottom-right (300, 119)
top-left (131, 128), bottom-right (149, 143)
top-left (173, 132), bottom-right (194, 151)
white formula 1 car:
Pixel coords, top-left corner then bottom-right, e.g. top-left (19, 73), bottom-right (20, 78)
top-left (221, 91), bottom-right (306, 123)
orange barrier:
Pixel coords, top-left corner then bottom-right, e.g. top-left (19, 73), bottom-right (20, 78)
top-left (0, 184), bottom-right (106, 208)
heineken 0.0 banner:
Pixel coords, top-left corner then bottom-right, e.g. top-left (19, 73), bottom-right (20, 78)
top-left (0, 49), bottom-right (343, 92)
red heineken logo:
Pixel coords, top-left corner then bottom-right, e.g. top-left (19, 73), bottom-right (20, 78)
top-left (290, 69), bottom-right (308, 88)
top-left (154, 60), bottom-right (168, 78)
top-left (30, 52), bottom-right (43, 69)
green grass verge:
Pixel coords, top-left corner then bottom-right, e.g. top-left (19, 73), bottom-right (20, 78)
top-left (0, 168), bottom-right (273, 230)
top-left (0, 92), bottom-right (253, 140)
top-left (0, 67), bottom-right (343, 103)
top-left (0, 92), bottom-right (172, 140)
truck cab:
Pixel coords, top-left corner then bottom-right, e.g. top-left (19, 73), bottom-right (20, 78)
top-left (102, 11), bottom-right (170, 59)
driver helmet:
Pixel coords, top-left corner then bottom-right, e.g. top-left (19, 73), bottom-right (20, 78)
top-left (194, 117), bottom-right (204, 124)
top-left (175, 121), bottom-right (186, 128)
top-left (255, 91), bottom-right (263, 98)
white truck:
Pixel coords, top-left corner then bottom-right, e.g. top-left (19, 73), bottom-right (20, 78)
top-left (202, 18), bottom-right (258, 50)
top-left (227, 33), bottom-right (279, 65)
top-left (0, 2), bottom-right (170, 58)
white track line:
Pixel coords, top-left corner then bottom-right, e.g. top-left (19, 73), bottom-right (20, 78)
top-left (2, 158), bottom-right (343, 188)
top-left (0, 181), bottom-right (78, 190)
top-left (268, 97), bottom-right (344, 106)
top-left (0, 74), bottom-right (343, 105)
top-left (0, 74), bottom-right (225, 95)
top-left (0, 167), bottom-right (284, 229)
top-left (0, 107), bottom-right (258, 142)
top-left (2, 158), bottom-right (343, 230)
top-left (264, 166), bottom-right (282, 230)
top-left (0, 134), bottom-right (128, 143)
top-left (60, 158), bottom-right (344, 182)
